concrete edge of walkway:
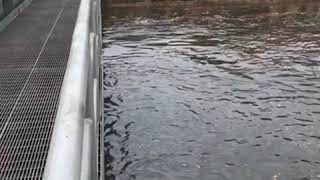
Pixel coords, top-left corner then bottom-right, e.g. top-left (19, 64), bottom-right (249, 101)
top-left (43, 0), bottom-right (101, 179)
top-left (0, 0), bottom-right (33, 32)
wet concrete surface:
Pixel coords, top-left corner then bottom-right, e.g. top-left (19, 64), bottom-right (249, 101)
top-left (102, 1), bottom-right (320, 179)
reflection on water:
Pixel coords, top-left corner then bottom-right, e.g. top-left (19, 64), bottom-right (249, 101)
top-left (102, 1), bottom-right (320, 180)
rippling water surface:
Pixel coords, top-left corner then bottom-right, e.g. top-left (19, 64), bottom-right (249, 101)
top-left (102, 1), bottom-right (320, 179)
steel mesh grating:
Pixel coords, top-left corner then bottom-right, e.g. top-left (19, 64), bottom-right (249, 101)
top-left (0, 69), bottom-right (65, 180)
top-left (0, 0), bottom-right (80, 179)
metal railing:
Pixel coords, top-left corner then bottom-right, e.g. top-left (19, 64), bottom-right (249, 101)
top-left (0, 0), bottom-right (32, 32)
top-left (43, 0), bottom-right (103, 179)
top-left (0, 0), bottom-right (24, 19)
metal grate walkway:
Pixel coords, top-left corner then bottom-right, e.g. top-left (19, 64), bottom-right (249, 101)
top-left (0, 0), bottom-right (80, 179)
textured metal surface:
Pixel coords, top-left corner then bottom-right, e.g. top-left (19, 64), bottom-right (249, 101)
top-left (0, 0), bottom-right (80, 179)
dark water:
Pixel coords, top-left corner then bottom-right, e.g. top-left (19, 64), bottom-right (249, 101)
top-left (102, 1), bottom-right (320, 180)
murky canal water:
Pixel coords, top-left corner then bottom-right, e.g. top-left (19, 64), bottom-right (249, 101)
top-left (102, 1), bottom-right (320, 179)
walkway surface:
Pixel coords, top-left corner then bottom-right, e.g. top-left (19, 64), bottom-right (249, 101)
top-left (0, 0), bottom-right (80, 179)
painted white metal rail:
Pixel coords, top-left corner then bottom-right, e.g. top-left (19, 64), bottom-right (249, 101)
top-left (43, 0), bottom-right (102, 179)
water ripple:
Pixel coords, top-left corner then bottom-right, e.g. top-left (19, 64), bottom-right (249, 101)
top-left (102, 1), bottom-right (320, 180)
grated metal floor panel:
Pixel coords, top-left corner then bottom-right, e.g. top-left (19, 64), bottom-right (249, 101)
top-left (0, 0), bottom-right (80, 179)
